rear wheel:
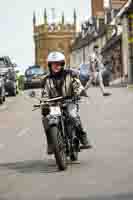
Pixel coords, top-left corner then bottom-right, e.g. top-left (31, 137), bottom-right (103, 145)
top-left (11, 87), bottom-right (17, 96)
top-left (49, 126), bottom-right (67, 171)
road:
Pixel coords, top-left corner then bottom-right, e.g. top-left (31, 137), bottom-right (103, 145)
top-left (0, 88), bottom-right (133, 200)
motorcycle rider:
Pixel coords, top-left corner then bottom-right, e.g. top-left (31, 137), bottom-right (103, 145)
top-left (85, 45), bottom-right (111, 96)
top-left (41, 51), bottom-right (92, 154)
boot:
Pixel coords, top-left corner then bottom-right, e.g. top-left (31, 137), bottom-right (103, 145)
top-left (80, 131), bottom-right (92, 149)
top-left (75, 119), bottom-right (92, 149)
top-left (103, 92), bottom-right (111, 96)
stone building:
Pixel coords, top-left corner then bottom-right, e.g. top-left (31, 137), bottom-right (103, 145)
top-left (101, 34), bottom-right (123, 80)
top-left (91, 0), bottom-right (127, 13)
top-left (70, 0), bottom-right (133, 83)
top-left (118, 0), bottom-right (133, 83)
top-left (33, 9), bottom-right (77, 68)
top-left (70, 29), bottom-right (107, 67)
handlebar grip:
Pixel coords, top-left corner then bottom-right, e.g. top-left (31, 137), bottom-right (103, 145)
top-left (33, 104), bottom-right (40, 108)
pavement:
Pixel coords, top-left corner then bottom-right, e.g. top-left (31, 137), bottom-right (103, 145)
top-left (0, 88), bottom-right (133, 200)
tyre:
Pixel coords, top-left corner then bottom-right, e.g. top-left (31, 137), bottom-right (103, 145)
top-left (3, 95), bottom-right (6, 102)
top-left (0, 89), bottom-right (5, 103)
top-left (11, 87), bottom-right (17, 96)
top-left (3, 88), bottom-right (6, 101)
top-left (49, 126), bottom-right (67, 171)
top-left (0, 97), bottom-right (3, 104)
top-left (70, 130), bottom-right (79, 161)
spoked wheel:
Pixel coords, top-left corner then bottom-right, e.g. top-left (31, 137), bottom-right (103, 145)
top-left (49, 126), bottom-right (67, 171)
top-left (70, 130), bottom-right (80, 161)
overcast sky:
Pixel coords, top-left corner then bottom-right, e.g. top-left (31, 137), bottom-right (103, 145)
top-left (0, 0), bottom-right (91, 69)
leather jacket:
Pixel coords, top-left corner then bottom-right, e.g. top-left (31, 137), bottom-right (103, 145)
top-left (41, 69), bottom-right (84, 99)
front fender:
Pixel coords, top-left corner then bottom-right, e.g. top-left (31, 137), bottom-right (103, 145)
top-left (47, 115), bottom-right (60, 126)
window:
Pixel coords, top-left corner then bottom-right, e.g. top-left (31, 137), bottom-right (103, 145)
top-left (26, 67), bottom-right (44, 76)
top-left (0, 58), bottom-right (6, 68)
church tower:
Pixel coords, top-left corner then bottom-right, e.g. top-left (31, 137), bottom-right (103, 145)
top-left (33, 9), bottom-right (77, 68)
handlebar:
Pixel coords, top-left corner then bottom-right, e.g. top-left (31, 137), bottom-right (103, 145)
top-left (33, 104), bottom-right (41, 108)
top-left (41, 96), bottom-right (80, 103)
top-left (43, 96), bottom-right (64, 102)
top-left (32, 96), bottom-right (81, 110)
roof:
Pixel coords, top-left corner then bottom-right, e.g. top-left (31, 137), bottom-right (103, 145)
top-left (71, 28), bottom-right (106, 51)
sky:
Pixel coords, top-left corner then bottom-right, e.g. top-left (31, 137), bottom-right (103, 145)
top-left (0, 0), bottom-right (91, 70)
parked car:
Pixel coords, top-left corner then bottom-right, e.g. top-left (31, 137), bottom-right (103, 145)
top-left (0, 56), bottom-right (17, 96)
top-left (0, 75), bottom-right (6, 104)
top-left (79, 64), bottom-right (90, 87)
top-left (24, 65), bottom-right (48, 89)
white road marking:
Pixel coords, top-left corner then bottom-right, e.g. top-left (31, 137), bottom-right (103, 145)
top-left (17, 128), bottom-right (30, 137)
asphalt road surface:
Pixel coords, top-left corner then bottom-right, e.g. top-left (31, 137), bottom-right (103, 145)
top-left (0, 88), bottom-right (133, 200)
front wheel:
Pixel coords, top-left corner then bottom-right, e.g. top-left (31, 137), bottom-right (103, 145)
top-left (3, 95), bottom-right (6, 102)
top-left (70, 129), bottom-right (80, 161)
top-left (49, 126), bottom-right (67, 171)
top-left (0, 97), bottom-right (3, 104)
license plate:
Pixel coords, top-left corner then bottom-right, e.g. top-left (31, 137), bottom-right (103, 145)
top-left (50, 106), bottom-right (61, 115)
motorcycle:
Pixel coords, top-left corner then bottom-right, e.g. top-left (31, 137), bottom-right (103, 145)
top-left (32, 95), bottom-right (82, 171)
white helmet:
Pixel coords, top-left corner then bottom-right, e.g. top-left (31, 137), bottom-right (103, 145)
top-left (47, 51), bottom-right (65, 64)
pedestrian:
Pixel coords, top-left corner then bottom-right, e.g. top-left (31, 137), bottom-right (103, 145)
top-left (16, 70), bottom-right (24, 91)
top-left (85, 45), bottom-right (112, 96)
